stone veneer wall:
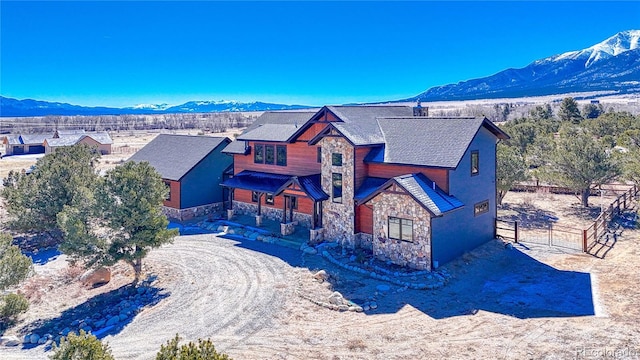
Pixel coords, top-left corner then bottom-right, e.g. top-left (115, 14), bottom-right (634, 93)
top-left (163, 202), bottom-right (224, 222)
top-left (320, 137), bottom-right (356, 248)
top-left (355, 233), bottom-right (373, 251)
top-left (369, 192), bottom-right (432, 270)
top-left (232, 201), bottom-right (312, 228)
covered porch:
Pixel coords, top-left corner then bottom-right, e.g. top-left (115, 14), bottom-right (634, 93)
top-left (221, 170), bottom-right (328, 242)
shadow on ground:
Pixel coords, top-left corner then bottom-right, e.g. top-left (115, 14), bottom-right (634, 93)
top-left (498, 203), bottom-right (558, 228)
top-left (19, 280), bottom-right (169, 349)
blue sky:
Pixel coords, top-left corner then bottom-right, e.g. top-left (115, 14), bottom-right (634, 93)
top-left (1, 1), bottom-right (639, 107)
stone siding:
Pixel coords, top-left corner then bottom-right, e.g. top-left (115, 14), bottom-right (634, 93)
top-left (232, 201), bottom-right (312, 228)
top-left (320, 136), bottom-right (356, 247)
top-left (163, 202), bottom-right (224, 222)
top-left (369, 191), bottom-right (432, 270)
top-left (355, 233), bottom-right (373, 251)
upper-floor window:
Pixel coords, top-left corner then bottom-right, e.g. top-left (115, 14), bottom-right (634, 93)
top-left (317, 147), bottom-right (322, 163)
top-left (254, 143), bottom-right (287, 167)
top-left (254, 144), bottom-right (264, 163)
top-left (471, 150), bottom-right (479, 176)
top-left (332, 173), bottom-right (342, 203)
top-left (332, 153), bottom-right (343, 166)
top-left (276, 145), bottom-right (287, 166)
top-left (265, 145), bottom-right (275, 165)
top-left (388, 217), bottom-right (413, 242)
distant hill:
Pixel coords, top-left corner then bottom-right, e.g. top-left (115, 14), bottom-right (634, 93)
top-left (403, 30), bottom-right (640, 102)
top-left (0, 97), bottom-right (311, 117)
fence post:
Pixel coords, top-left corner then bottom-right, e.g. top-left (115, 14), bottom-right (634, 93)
top-left (514, 221), bottom-right (518, 243)
top-left (548, 223), bottom-right (552, 246)
top-left (583, 229), bottom-right (588, 252)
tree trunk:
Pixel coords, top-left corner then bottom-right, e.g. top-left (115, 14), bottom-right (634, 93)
top-left (497, 190), bottom-right (506, 206)
top-left (131, 258), bottom-right (142, 284)
top-left (581, 188), bottom-right (590, 207)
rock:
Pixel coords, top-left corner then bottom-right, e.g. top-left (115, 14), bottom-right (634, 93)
top-left (80, 267), bottom-right (111, 287)
top-left (249, 232), bottom-right (260, 240)
top-left (376, 284), bottom-right (391, 292)
top-left (370, 302), bottom-right (378, 309)
top-left (38, 337), bottom-right (47, 345)
top-left (1, 335), bottom-right (21, 346)
top-left (137, 287), bottom-right (146, 295)
top-left (338, 304), bottom-right (349, 311)
top-left (60, 328), bottom-right (72, 336)
top-left (348, 306), bottom-right (364, 312)
top-left (303, 247), bottom-right (317, 255)
top-left (328, 291), bottom-right (344, 305)
top-left (94, 319), bottom-right (106, 328)
top-left (23, 334), bottom-right (31, 344)
top-left (29, 333), bottom-right (40, 344)
top-left (363, 305), bottom-right (370, 311)
top-left (119, 313), bottom-right (129, 321)
top-left (313, 270), bottom-right (328, 282)
top-left (349, 255), bottom-right (357, 262)
top-left (505, 243), bottom-right (514, 250)
top-left (106, 315), bottom-right (120, 327)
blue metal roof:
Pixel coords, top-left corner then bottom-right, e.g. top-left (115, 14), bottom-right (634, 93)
top-left (393, 174), bottom-right (464, 216)
top-left (221, 170), bottom-right (329, 201)
top-left (298, 174), bottom-right (329, 201)
top-left (354, 177), bottom-right (388, 202)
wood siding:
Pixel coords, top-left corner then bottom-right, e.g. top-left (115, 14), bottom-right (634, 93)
top-left (354, 147), bottom-right (371, 190)
top-left (163, 180), bottom-right (181, 209)
top-left (234, 141), bottom-right (321, 176)
top-left (355, 204), bottom-right (373, 234)
top-left (234, 189), bottom-right (314, 215)
top-left (297, 123), bottom-right (328, 142)
top-left (367, 163), bottom-right (450, 193)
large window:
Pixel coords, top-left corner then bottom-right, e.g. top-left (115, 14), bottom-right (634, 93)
top-left (276, 145), bottom-right (287, 166)
top-left (287, 196), bottom-right (298, 210)
top-left (474, 200), bottom-right (489, 216)
top-left (254, 144), bottom-right (264, 163)
top-left (332, 173), bottom-right (342, 203)
top-left (332, 153), bottom-right (343, 166)
top-left (388, 217), bottom-right (413, 241)
top-left (471, 150), bottom-right (479, 176)
top-left (265, 145), bottom-right (275, 165)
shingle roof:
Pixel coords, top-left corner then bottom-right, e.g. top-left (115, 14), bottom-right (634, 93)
top-left (85, 132), bottom-right (113, 145)
top-left (128, 134), bottom-right (230, 181)
top-left (46, 136), bottom-right (83, 147)
top-left (20, 133), bottom-right (53, 145)
top-left (222, 140), bottom-right (249, 154)
top-left (370, 117), bottom-right (505, 169)
top-left (237, 124), bottom-right (302, 142)
top-left (45, 132), bottom-right (113, 147)
top-left (326, 106), bottom-right (414, 145)
top-left (222, 110), bottom-right (316, 153)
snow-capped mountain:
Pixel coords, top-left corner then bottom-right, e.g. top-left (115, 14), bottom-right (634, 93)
top-left (0, 97), bottom-right (311, 117)
top-left (406, 30), bottom-right (640, 102)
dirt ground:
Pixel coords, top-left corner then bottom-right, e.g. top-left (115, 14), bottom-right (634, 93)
top-left (2, 203), bottom-right (640, 359)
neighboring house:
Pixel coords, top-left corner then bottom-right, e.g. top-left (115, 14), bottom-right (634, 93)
top-left (44, 131), bottom-right (113, 154)
top-left (2, 133), bottom-right (52, 155)
top-left (222, 106), bottom-right (509, 270)
top-left (128, 134), bottom-right (233, 221)
top-left (2, 130), bottom-right (113, 155)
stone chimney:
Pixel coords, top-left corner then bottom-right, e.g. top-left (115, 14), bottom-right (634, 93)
top-left (412, 100), bottom-right (428, 117)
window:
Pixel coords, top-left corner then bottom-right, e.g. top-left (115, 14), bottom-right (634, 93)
top-left (388, 217), bottom-right (413, 241)
top-left (317, 147), bottom-right (322, 163)
top-left (332, 173), bottom-right (342, 203)
top-left (474, 200), bottom-right (489, 216)
top-left (164, 181), bottom-right (171, 201)
top-left (287, 196), bottom-right (298, 210)
top-left (265, 145), bottom-right (275, 165)
top-left (265, 193), bottom-right (274, 205)
top-left (276, 145), bottom-right (287, 166)
top-left (251, 191), bottom-right (259, 203)
top-left (254, 144), bottom-right (264, 163)
top-left (332, 153), bottom-right (343, 166)
top-left (471, 150), bottom-right (479, 176)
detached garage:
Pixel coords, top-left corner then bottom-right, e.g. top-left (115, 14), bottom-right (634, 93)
top-left (128, 134), bottom-right (233, 221)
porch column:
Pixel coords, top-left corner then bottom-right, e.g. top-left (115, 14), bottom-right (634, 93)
top-left (318, 201), bottom-right (323, 228)
top-left (311, 201), bottom-right (317, 229)
top-left (227, 189), bottom-right (234, 220)
top-left (289, 197), bottom-right (294, 223)
top-left (256, 193), bottom-right (263, 227)
top-left (282, 195), bottom-right (287, 223)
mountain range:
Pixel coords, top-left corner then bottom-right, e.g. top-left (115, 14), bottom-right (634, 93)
top-left (405, 29), bottom-right (640, 102)
top-left (1, 30), bottom-right (638, 117)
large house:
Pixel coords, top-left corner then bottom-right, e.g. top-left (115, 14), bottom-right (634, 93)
top-left (128, 134), bottom-right (233, 221)
top-left (222, 105), bottom-right (509, 270)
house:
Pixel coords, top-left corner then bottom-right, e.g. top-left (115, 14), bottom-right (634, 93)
top-left (128, 134), bottom-right (233, 221)
top-left (2, 130), bottom-right (113, 155)
top-left (44, 130), bottom-right (113, 154)
top-left (221, 106), bottom-right (509, 270)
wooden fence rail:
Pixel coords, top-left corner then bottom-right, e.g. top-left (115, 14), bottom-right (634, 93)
top-left (497, 184), bottom-right (638, 254)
